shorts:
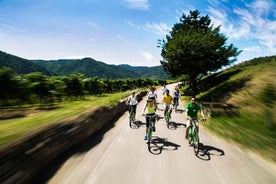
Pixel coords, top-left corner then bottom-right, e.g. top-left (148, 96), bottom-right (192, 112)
top-left (164, 103), bottom-right (172, 110)
top-left (145, 113), bottom-right (156, 127)
top-left (186, 118), bottom-right (198, 127)
top-left (129, 105), bottom-right (137, 113)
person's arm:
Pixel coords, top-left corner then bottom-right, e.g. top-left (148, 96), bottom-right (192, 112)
top-left (135, 95), bottom-right (138, 104)
top-left (142, 104), bottom-right (147, 114)
top-left (125, 96), bottom-right (130, 105)
top-left (200, 108), bottom-right (206, 121)
top-left (185, 105), bottom-right (189, 120)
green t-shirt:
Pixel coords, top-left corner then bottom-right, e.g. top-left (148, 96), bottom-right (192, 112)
top-left (186, 103), bottom-right (201, 118)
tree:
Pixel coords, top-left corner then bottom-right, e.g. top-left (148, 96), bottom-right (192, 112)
top-left (0, 67), bottom-right (18, 104)
top-left (159, 10), bottom-right (241, 95)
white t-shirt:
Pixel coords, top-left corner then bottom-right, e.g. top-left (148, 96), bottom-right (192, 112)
top-left (128, 95), bottom-right (137, 105)
top-left (147, 91), bottom-right (157, 100)
top-left (162, 86), bottom-right (167, 94)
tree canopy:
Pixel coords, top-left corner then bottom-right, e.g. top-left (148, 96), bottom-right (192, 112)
top-left (159, 10), bottom-right (241, 95)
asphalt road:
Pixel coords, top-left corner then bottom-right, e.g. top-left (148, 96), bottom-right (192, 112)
top-left (39, 84), bottom-right (276, 184)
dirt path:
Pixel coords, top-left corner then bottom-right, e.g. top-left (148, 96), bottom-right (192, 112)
top-left (38, 84), bottom-right (276, 184)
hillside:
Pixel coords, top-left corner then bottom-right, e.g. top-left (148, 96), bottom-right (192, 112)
top-left (34, 58), bottom-right (168, 79)
top-left (198, 55), bottom-right (276, 161)
top-left (0, 50), bottom-right (168, 79)
top-left (0, 51), bottom-right (51, 75)
top-left (33, 58), bottom-right (138, 79)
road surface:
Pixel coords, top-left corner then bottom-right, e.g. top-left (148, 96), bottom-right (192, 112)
top-left (38, 84), bottom-right (276, 184)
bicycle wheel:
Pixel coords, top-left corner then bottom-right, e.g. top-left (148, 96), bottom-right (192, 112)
top-left (165, 109), bottom-right (170, 123)
top-left (188, 127), bottom-right (192, 145)
top-left (147, 128), bottom-right (152, 143)
top-left (129, 111), bottom-right (134, 128)
top-left (193, 127), bottom-right (200, 155)
top-left (147, 121), bottom-right (153, 142)
top-left (174, 101), bottom-right (178, 112)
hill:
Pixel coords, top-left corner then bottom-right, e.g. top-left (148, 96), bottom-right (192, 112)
top-left (0, 50), bottom-right (51, 75)
top-left (197, 55), bottom-right (276, 162)
top-left (0, 50), bottom-right (168, 79)
top-left (33, 58), bottom-right (138, 79)
top-left (33, 58), bottom-right (168, 79)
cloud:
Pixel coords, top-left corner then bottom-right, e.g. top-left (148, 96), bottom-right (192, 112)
top-left (233, 0), bottom-right (276, 49)
top-left (88, 21), bottom-right (99, 29)
top-left (0, 22), bottom-right (25, 33)
top-left (140, 51), bottom-right (155, 62)
top-left (124, 0), bottom-right (149, 9)
top-left (145, 22), bottom-right (170, 36)
top-left (207, 0), bottom-right (276, 50)
top-left (126, 20), bottom-right (142, 30)
top-left (117, 34), bottom-right (127, 41)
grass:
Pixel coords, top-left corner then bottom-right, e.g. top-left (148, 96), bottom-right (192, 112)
top-left (194, 57), bottom-right (276, 162)
top-left (0, 91), bottom-right (133, 146)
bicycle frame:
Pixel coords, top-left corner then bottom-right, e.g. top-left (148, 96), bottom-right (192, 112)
top-left (188, 119), bottom-right (200, 155)
top-left (173, 98), bottom-right (179, 111)
top-left (129, 106), bottom-right (135, 128)
top-left (165, 105), bottom-right (171, 123)
top-left (145, 114), bottom-right (156, 143)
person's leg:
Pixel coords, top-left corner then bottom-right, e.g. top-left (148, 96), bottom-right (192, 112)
top-left (185, 120), bottom-right (191, 139)
top-left (145, 116), bottom-right (149, 140)
top-left (133, 105), bottom-right (137, 120)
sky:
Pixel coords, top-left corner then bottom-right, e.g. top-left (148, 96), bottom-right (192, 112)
top-left (0, 0), bottom-right (276, 67)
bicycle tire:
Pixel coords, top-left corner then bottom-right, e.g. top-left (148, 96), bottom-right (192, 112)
top-left (147, 123), bottom-right (153, 142)
top-left (129, 107), bottom-right (135, 128)
top-left (193, 126), bottom-right (200, 155)
top-left (165, 108), bottom-right (170, 123)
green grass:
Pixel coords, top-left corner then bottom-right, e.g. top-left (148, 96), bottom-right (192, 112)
top-left (0, 91), bottom-right (132, 146)
top-left (195, 57), bottom-right (276, 162)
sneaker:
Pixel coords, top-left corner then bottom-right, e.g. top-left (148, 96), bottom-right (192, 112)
top-left (152, 126), bottom-right (156, 132)
top-left (144, 135), bottom-right (148, 140)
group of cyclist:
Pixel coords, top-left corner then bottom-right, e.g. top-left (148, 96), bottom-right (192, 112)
top-left (126, 84), bottom-right (206, 141)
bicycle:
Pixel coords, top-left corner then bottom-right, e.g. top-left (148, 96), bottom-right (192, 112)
top-left (143, 114), bottom-right (157, 143)
top-left (128, 105), bottom-right (136, 128)
top-left (173, 98), bottom-right (179, 112)
top-left (164, 104), bottom-right (172, 128)
top-left (187, 118), bottom-right (201, 155)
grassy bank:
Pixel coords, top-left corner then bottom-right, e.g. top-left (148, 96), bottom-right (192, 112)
top-left (197, 56), bottom-right (276, 162)
top-left (0, 91), bottom-right (133, 146)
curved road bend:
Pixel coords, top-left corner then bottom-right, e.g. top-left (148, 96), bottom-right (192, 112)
top-left (38, 84), bottom-right (276, 184)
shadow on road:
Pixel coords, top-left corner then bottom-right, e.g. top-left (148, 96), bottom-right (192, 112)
top-left (148, 136), bottom-right (181, 155)
top-left (174, 108), bottom-right (185, 114)
top-left (196, 142), bottom-right (225, 161)
top-left (166, 121), bottom-right (186, 130)
top-left (130, 119), bottom-right (145, 129)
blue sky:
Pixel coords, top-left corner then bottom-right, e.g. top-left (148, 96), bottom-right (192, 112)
top-left (0, 0), bottom-right (275, 66)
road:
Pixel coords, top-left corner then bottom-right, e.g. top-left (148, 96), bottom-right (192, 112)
top-left (38, 84), bottom-right (276, 184)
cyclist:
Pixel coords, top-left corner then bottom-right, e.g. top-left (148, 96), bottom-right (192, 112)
top-left (147, 85), bottom-right (157, 105)
top-left (185, 97), bottom-right (206, 139)
top-left (173, 88), bottom-right (180, 109)
top-left (142, 99), bottom-right (157, 140)
top-left (126, 90), bottom-right (138, 121)
top-left (162, 89), bottom-right (173, 119)
top-left (161, 84), bottom-right (168, 95)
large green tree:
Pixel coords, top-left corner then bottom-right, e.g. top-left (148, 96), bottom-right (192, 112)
top-left (159, 10), bottom-right (241, 95)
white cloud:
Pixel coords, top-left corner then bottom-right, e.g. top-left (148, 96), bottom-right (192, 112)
top-left (140, 51), bottom-right (155, 62)
top-left (0, 22), bottom-right (25, 33)
top-left (145, 22), bottom-right (170, 36)
top-left (117, 34), bottom-right (127, 41)
top-left (124, 0), bottom-right (149, 9)
top-left (126, 20), bottom-right (142, 30)
top-left (88, 22), bottom-right (99, 29)
top-left (208, 0), bottom-right (276, 50)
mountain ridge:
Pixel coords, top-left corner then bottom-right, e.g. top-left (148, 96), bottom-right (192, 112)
top-left (0, 50), bottom-right (168, 79)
